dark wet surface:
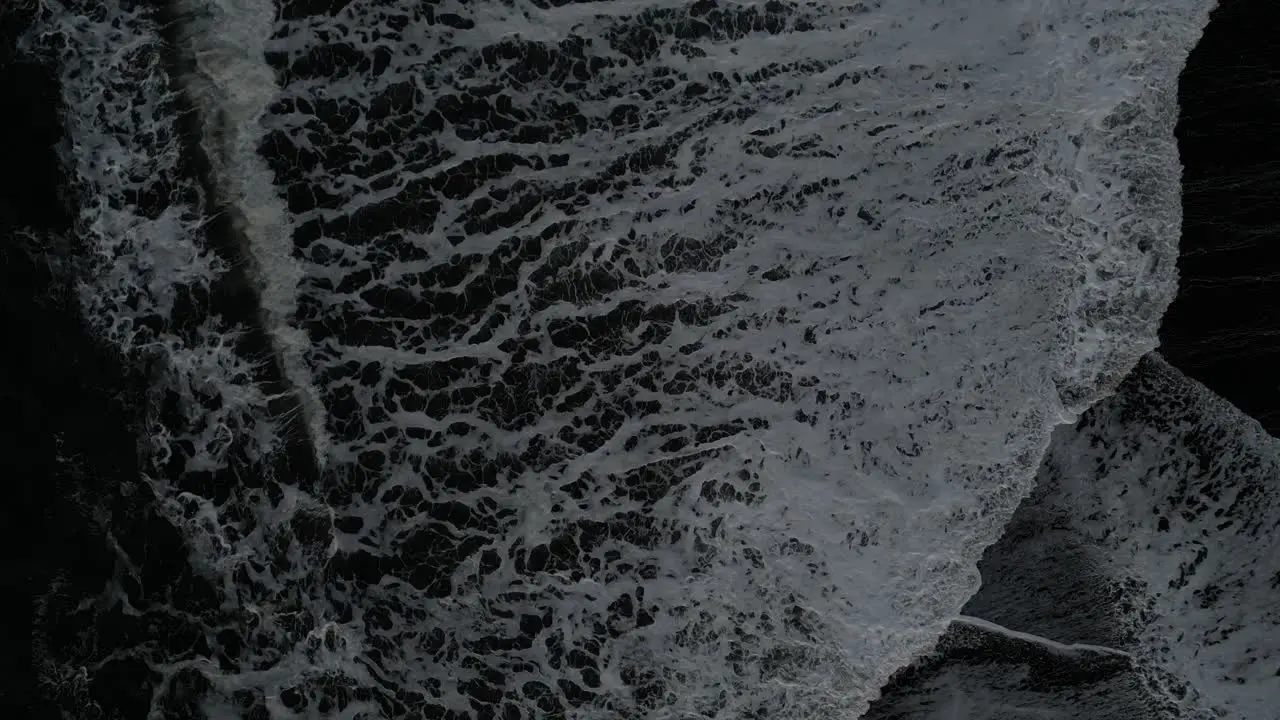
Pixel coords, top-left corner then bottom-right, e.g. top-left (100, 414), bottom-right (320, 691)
top-left (1160, 0), bottom-right (1280, 434)
top-left (865, 619), bottom-right (1161, 720)
top-left (0, 12), bottom-right (133, 718)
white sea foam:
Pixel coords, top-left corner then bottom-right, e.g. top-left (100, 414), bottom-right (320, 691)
top-left (21, 0), bottom-right (1215, 717)
top-left (18, 0), bottom-right (281, 476)
top-left (168, 0), bottom-right (331, 466)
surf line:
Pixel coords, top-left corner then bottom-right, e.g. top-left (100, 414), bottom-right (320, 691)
top-left (151, 0), bottom-right (326, 488)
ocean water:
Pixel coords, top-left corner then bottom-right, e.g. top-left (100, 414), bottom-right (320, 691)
top-left (14, 0), bottom-right (1212, 717)
top-left (1158, 0), bottom-right (1280, 437)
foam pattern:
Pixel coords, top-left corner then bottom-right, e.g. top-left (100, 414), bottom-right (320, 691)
top-left (20, 0), bottom-right (1212, 717)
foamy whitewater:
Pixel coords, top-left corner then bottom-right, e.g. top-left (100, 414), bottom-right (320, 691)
top-left (959, 354), bottom-right (1280, 719)
top-left (18, 0), bottom-right (1214, 717)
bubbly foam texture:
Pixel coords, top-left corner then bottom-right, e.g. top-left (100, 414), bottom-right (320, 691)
top-left (20, 0), bottom-right (279, 474)
top-left (170, 0), bottom-right (331, 464)
top-left (23, 0), bottom-right (1212, 717)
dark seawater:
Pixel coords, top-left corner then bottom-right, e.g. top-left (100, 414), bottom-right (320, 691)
top-left (0, 11), bottom-right (88, 720)
top-left (0, 6), bottom-right (256, 718)
top-left (1159, 0), bottom-right (1280, 433)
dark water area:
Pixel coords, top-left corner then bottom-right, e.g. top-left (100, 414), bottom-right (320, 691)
top-left (0, 10), bottom-right (192, 720)
top-left (1, 1), bottom-right (330, 716)
top-left (0, 12), bottom-right (113, 719)
top-left (1, 19), bottom-right (71, 720)
top-left (1159, 0), bottom-right (1280, 434)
